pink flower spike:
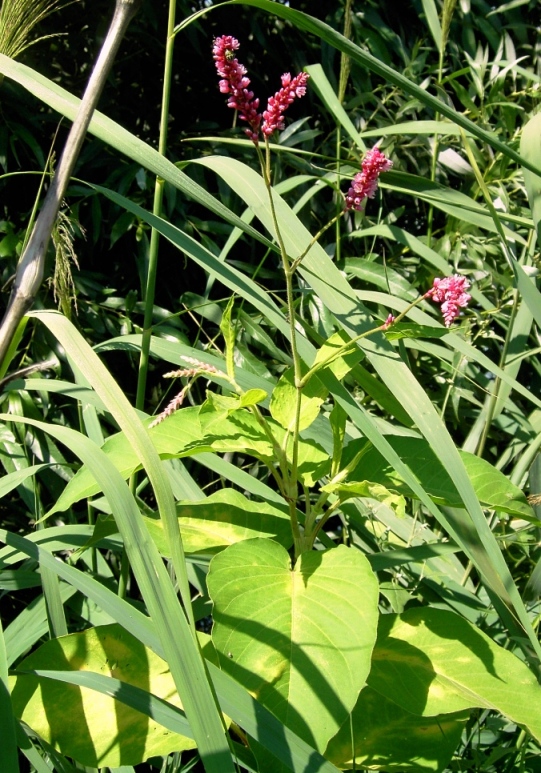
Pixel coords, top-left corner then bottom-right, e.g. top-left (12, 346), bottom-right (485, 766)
top-left (344, 147), bottom-right (393, 211)
top-left (213, 35), bottom-right (262, 144)
top-left (426, 275), bottom-right (471, 327)
top-left (261, 72), bottom-right (310, 137)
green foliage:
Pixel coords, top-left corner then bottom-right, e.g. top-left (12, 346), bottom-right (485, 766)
top-left (1, 0), bottom-right (541, 771)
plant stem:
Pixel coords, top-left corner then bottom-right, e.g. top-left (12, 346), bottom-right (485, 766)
top-left (258, 138), bottom-right (304, 556)
top-left (476, 289), bottom-right (519, 458)
top-left (135, 0), bottom-right (176, 411)
top-left (299, 292), bottom-right (429, 389)
top-left (290, 210), bottom-right (343, 273)
top-left (0, 0), bottom-right (141, 368)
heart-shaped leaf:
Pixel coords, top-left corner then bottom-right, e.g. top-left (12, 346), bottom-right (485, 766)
top-left (208, 539), bottom-right (379, 752)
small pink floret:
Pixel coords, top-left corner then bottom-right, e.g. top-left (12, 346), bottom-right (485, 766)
top-left (383, 314), bottom-right (395, 330)
top-left (345, 147), bottom-right (393, 211)
top-left (426, 275), bottom-right (471, 327)
top-left (262, 71), bottom-right (310, 136)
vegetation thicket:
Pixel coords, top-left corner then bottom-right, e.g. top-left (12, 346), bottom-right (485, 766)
top-left (1, 0), bottom-right (541, 771)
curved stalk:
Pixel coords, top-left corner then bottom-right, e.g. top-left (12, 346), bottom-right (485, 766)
top-left (0, 0), bottom-right (141, 368)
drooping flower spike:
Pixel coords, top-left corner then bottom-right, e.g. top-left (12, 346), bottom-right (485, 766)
top-left (213, 35), bottom-right (309, 145)
top-left (426, 275), bottom-right (471, 327)
top-left (345, 147), bottom-right (393, 211)
top-left (212, 35), bottom-right (262, 143)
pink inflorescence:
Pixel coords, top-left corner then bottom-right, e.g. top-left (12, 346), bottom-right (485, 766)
top-left (213, 35), bottom-right (308, 144)
top-left (262, 72), bottom-right (310, 136)
top-left (345, 147), bottom-right (393, 211)
top-left (212, 35), bottom-right (262, 143)
top-left (426, 275), bottom-right (471, 327)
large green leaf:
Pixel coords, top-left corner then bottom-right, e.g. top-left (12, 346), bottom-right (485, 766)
top-left (145, 489), bottom-right (292, 554)
top-left (325, 685), bottom-right (467, 771)
top-left (10, 624), bottom-right (195, 767)
top-left (326, 435), bottom-right (534, 519)
top-left (367, 607), bottom-right (541, 742)
top-left (1, 529), bottom-right (342, 773)
top-left (49, 406), bottom-right (330, 515)
top-left (207, 539), bottom-right (379, 753)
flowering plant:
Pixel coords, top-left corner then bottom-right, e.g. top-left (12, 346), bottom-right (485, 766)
top-left (2, 7), bottom-right (540, 773)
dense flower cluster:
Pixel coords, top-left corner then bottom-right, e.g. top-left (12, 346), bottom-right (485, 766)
top-left (262, 72), bottom-right (310, 136)
top-left (426, 275), bottom-right (471, 327)
top-left (213, 35), bottom-right (309, 144)
top-left (212, 35), bottom-right (261, 142)
top-left (344, 147), bottom-right (393, 211)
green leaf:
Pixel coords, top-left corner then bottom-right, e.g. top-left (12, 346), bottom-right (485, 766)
top-left (10, 624), bottom-right (196, 767)
top-left (144, 489), bottom-right (292, 554)
top-left (50, 406), bottom-right (330, 514)
top-left (269, 366), bottom-right (327, 432)
top-left (333, 435), bottom-right (533, 518)
top-left (239, 388), bottom-right (268, 408)
top-left (326, 481), bottom-right (406, 517)
top-left (325, 685), bottom-right (467, 771)
top-left (420, 0), bottom-right (442, 52)
top-left (311, 330), bottom-right (365, 380)
top-left (208, 540), bottom-right (379, 753)
top-left (384, 323), bottom-right (449, 341)
top-left (367, 607), bottom-right (541, 742)
top-left (520, 110), bottom-right (541, 249)
top-left (305, 63), bottom-right (365, 151)
top-left (0, 618), bottom-right (19, 773)
top-left (0, 464), bottom-right (56, 499)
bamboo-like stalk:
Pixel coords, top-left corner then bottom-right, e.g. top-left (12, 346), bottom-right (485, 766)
top-left (0, 0), bottom-right (69, 61)
top-left (135, 0), bottom-right (176, 411)
top-left (0, 0), bottom-right (141, 369)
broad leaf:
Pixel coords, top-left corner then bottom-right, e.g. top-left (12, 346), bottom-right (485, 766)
top-left (327, 436), bottom-right (533, 518)
top-left (208, 539), bottom-right (379, 753)
top-left (10, 624), bottom-right (196, 767)
top-left (49, 406), bottom-right (330, 514)
top-left (367, 607), bottom-right (541, 742)
top-left (325, 685), bottom-right (467, 771)
top-left (144, 489), bottom-right (292, 554)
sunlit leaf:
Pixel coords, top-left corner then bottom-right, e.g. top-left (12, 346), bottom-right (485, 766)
top-left (368, 607), bottom-right (541, 742)
top-left (326, 685), bottom-right (467, 771)
top-left (208, 539), bottom-right (379, 753)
